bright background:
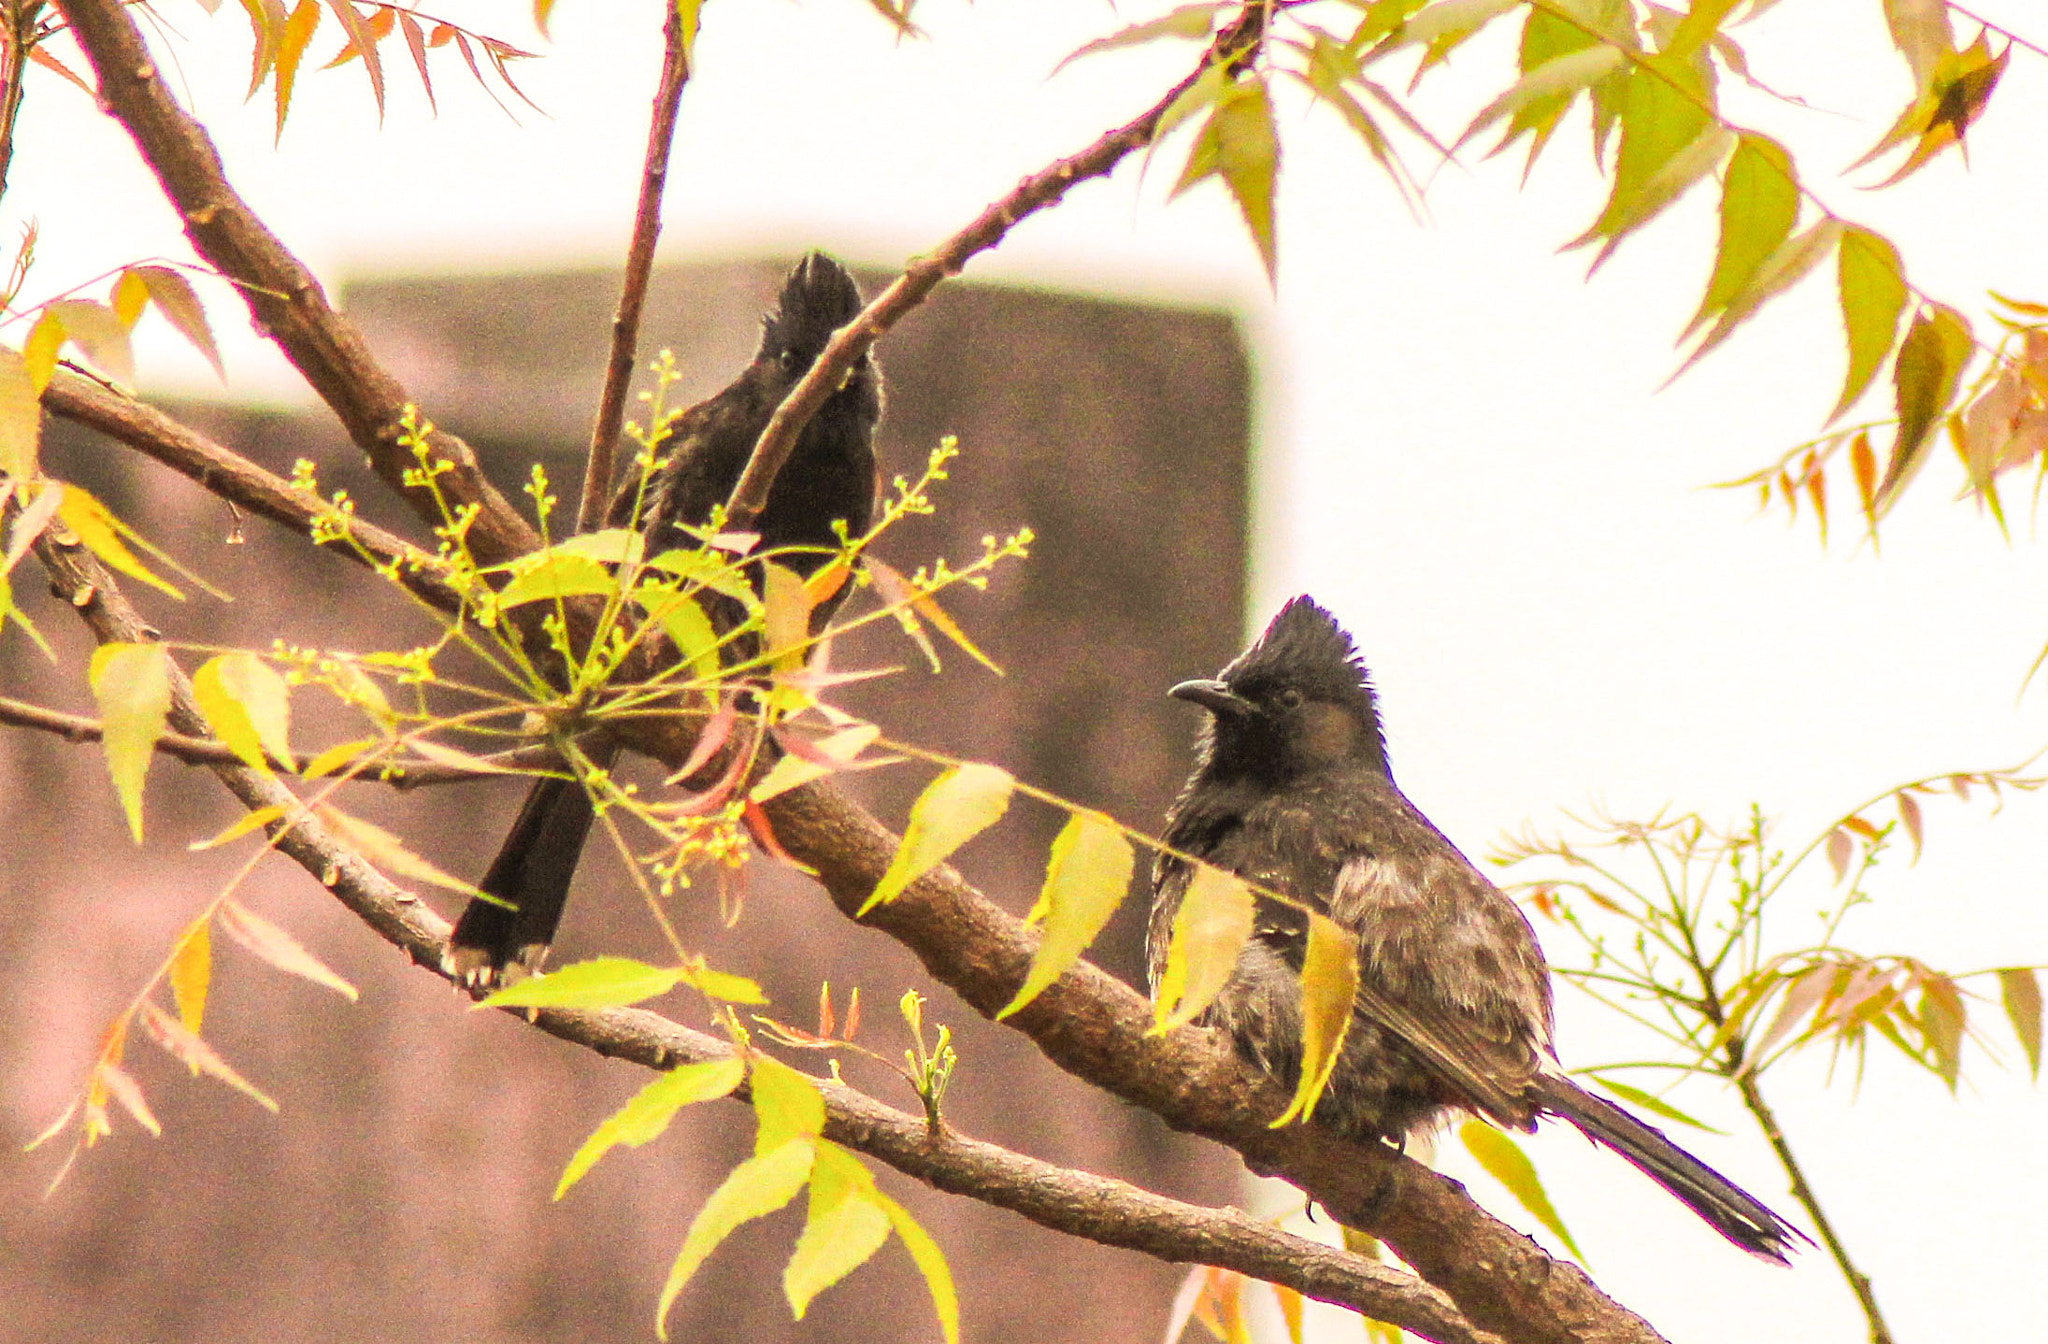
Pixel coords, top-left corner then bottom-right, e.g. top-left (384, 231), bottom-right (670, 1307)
top-left (10, 2), bottom-right (2047, 1340)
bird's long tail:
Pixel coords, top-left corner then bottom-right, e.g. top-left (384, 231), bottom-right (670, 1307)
top-left (446, 748), bottom-right (614, 988)
top-left (1533, 1072), bottom-right (1806, 1263)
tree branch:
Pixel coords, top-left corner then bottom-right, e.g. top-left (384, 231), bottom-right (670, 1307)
top-left (720, 7), bottom-right (1266, 531)
top-left (50, 0), bottom-right (537, 566)
top-left (24, 541), bottom-right (1495, 1344)
top-left (40, 366), bottom-right (462, 612)
top-left (575, 0), bottom-right (692, 536)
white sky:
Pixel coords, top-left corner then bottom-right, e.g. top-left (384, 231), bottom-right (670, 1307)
top-left (11, 2), bottom-right (2048, 1340)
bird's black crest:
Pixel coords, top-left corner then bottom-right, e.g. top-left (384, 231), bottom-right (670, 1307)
top-left (1223, 596), bottom-right (1372, 703)
top-left (758, 251), bottom-right (865, 370)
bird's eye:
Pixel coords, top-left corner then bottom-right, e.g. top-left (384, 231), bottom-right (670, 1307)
top-left (778, 349), bottom-right (803, 373)
top-left (1276, 688), bottom-right (1304, 710)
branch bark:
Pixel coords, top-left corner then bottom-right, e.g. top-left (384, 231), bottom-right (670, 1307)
top-left (575, 0), bottom-right (693, 535)
top-left (50, 0), bottom-right (536, 566)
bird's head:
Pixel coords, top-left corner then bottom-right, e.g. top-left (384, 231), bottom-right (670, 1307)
top-left (1171, 595), bottom-right (1390, 783)
top-left (758, 251), bottom-right (870, 382)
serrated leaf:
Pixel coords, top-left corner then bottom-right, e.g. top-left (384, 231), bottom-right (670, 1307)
top-left (646, 546), bottom-right (757, 606)
top-left (45, 300), bottom-right (134, 384)
top-left (1457, 45), bottom-right (1623, 155)
top-left (1152, 862), bottom-right (1254, 1033)
top-left (111, 270), bottom-right (149, 328)
top-left (0, 346), bottom-right (41, 478)
top-left (1879, 304), bottom-right (1973, 512)
top-left (139, 1002), bottom-right (278, 1110)
top-left (397, 11), bottom-right (435, 114)
top-left (495, 550), bottom-right (617, 607)
top-left (169, 919), bottom-right (211, 1036)
top-left (762, 560), bottom-right (814, 670)
top-left (1458, 1119), bottom-right (1584, 1259)
top-left (189, 803), bottom-right (286, 850)
top-left (555, 1058), bottom-right (745, 1199)
top-left (58, 483), bottom-right (185, 598)
top-left (1570, 57), bottom-right (1712, 257)
top-left (784, 1144), bottom-right (891, 1318)
top-left (876, 1194), bottom-right (959, 1344)
top-left (1998, 967), bottom-right (2041, 1078)
top-left (1919, 973), bottom-right (1965, 1089)
top-left (88, 641), bottom-right (173, 841)
top-left (317, 804), bottom-right (476, 894)
top-left (860, 762), bottom-right (1014, 914)
top-left (1584, 1072), bottom-right (1724, 1133)
top-left (1677, 218), bottom-right (1843, 378)
top-left (1832, 228), bottom-right (1908, 423)
top-left (239, 0), bottom-right (287, 98)
top-left (1883, 0), bottom-right (1952, 89)
top-left (1212, 82), bottom-right (1281, 283)
top-left (193, 651), bottom-right (293, 774)
top-left (752, 1055), bottom-right (828, 1155)
top-left (218, 898), bottom-right (356, 998)
top-left (323, 0), bottom-right (385, 114)
top-left (23, 311), bottom-right (63, 393)
top-left (1589, 125), bottom-right (1735, 270)
top-left (1685, 134), bottom-right (1797, 339)
top-left (1400, 0), bottom-right (1521, 69)
top-left (1272, 912), bottom-right (1359, 1126)
top-left (999, 811), bottom-right (1134, 1017)
top-left (302, 736), bottom-right (375, 779)
top-left (478, 955), bottom-right (687, 1010)
top-left (1054, 4), bottom-right (1221, 73)
top-left (657, 1137), bottom-right (816, 1340)
top-left (273, 0), bottom-right (322, 141)
top-left (1749, 963), bottom-right (1835, 1066)
top-left (132, 267), bottom-right (226, 381)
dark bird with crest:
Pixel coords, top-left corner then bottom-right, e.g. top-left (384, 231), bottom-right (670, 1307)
top-left (1151, 596), bottom-right (1804, 1261)
top-left (447, 252), bottom-right (883, 988)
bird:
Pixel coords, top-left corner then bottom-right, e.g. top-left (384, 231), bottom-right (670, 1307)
top-left (446, 251), bottom-right (883, 988)
top-left (1150, 595), bottom-right (1803, 1261)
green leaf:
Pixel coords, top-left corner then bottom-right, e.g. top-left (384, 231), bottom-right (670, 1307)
top-left (645, 546), bottom-right (757, 606)
top-left (1054, 4), bottom-right (1221, 73)
top-left (1832, 228), bottom-right (1908, 423)
top-left (1399, 0), bottom-right (1521, 71)
top-left (1878, 303), bottom-right (1973, 512)
top-left (638, 586), bottom-right (722, 683)
top-left (1666, 0), bottom-right (1742, 62)
top-left (1152, 862), bottom-right (1255, 1033)
top-left (999, 811), bottom-right (1134, 1018)
top-left (784, 1144), bottom-right (892, 1318)
top-left (657, 1137), bottom-right (816, 1340)
top-left (556, 1058), bottom-right (745, 1199)
top-left (751, 1055), bottom-right (828, 1155)
top-left (1458, 1119), bottom-right (1585, 1260)
top-left (548, 527), bottom-right (645, 564)
top-left (860, 762), bottom-right (1014, 914)
top-left (1676, 218), bottom-right (1843, 378)
top-left (88, 641), bottom-right (173, 841)
top-left (45, 300), bottom-right (135, 384)
top-left (1997, 967), bottom-right (2041, 1078)
top-left (1570, 57), bottom-right (1712, 257)
top-left (877, 1194), bottom-right (960, 1344)
top-left (495, 550), bottom-right (618, 607)
top-left (478, 955), bottom-right (687, 1010)
top-left (1582, 1072), bottom-right (1725, 1133)
top-left (0, 346), bottom-right (41, 479)
top-left (193, 651), bottom-right (293, 774)
top-left (317, 805), bottom-right (477, 894)
top-left (1271, 912), bottom-right (1359, 1126)
top-left (1457, 45), bottom-right (1623, 156)
top-left (1173, 81), bottom-right (1282, 283)
top-left (57, 482), bottom-right (186, 598)
top-left (1589, 126), bottom-right (1734, 270)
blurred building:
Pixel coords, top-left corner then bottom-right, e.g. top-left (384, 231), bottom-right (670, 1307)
top-left (0, 259), bottom-right (1253, 1343)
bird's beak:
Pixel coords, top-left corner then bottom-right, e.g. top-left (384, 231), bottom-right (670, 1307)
top-left (1170, 679), bottom-right (1253, 718)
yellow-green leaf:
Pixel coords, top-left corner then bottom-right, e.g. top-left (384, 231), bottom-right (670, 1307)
top-left (1571, 57), bottom-right (1712, 256)
top-left (0, 346), bottom-right (41, 478)
top-left (1589, 126), bottom-right (1734, 270)
top-left (876, 1194), bottom-right (960, 1344)
top-left (132, 266), bottom-right (227, 381)
top-left (495, 550), bottom-right (617, 607)
top-left (301, 736), bottom-right (375, 780)
top-left (761, 560), bottom-right (813, 670)
top-left (1209, 82), bottom-right (1281, 282)
top-left (478, 955), bottom-right (687, 1010)
top-left (657, 1137), bottom-right (816, 1340)
top-left (111, 270), bottom-right (150, 328)
top-left (1998, 967), bottom-right (2041, 1078)
top-left (556, 1058), bottom-right (745, 1199)
top-left (317, 805), bottom-right (477, 894)
top-left (1152, 862), bottom-right (1254, 1033)
top-left (784, 1143), bottom-right (891, 1318)
top-left (1686, 134), bottom-right (1798, 339)
top-left (999, 811), bottom-right (1134, 1018)
top-left (189, 803), bottom-right (285, 850)
top-left (1271, 912), bottom-right (1359, 1126)
top-left (860, 762), bottom-right (1014, 914)
top-left (193, 651), bottom-right (292, 774)
top-left (1879, 303), bottom-right (1972, 511)
top-left (1458, 45), bottom-right (1622, 155)
top-left (169, 918), bottom-right (212, 1037)
top-left (1054, 4), bottom-right (1221, 74)
top-left (44, 300), bottom-right (134, 384)
top-left (1919, 973), bottom-right (1965, 1089)
top-left (1677, 218), bottom-right (1843, 378)
top-left (681, 961), bottom-right (766, 1004)
top-left (1832, 228), bottom-right (1908, 423)
top-left (1583, 1072), bottom-right (1724, 1133)
top-left (218, 898), bottom-right (358, 999)
top-left (58, 483), bottom-right (185, 598)
top-left (1458, 1119), bottom-right (1584, 1259)
top-left (646, 546), bottom-right (756, 606)
top-left (752, 1055), bottom-right (828, 1156)
top-left (88, 641), bottom-right (173, 841)
top-left (1401, 0), bottom-right (1521, 70)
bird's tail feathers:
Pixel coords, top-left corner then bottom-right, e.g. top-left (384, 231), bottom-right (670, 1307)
top-left (1533, 1072), bottom-right (1806, 1264)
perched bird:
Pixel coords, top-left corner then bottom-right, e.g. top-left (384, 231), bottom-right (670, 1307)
top-left (447, 252), bottom-right (883, 987)
top-left (1150, 596), bottom-right (1803, 1261)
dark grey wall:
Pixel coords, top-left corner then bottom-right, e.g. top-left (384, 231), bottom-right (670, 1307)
top-left (1, 258), bottom-right (1254, 1343)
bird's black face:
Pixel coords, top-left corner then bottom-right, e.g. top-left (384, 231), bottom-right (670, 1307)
top-left (1172, 597), bottom-right (1390, 782)
top-left (758, 251), bottom-right (871, 386)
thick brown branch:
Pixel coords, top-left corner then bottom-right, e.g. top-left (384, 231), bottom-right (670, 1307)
top-left (50, 0), bottom-right (536, 566)
top-left (26, 542), bottom-right (1489, 1344)
top-left (575, 0), bottom-right (692, 535)
top-left (721, 9), bottom-right (1265, 531)
top-left (41, 367), bottom-right (462, 612)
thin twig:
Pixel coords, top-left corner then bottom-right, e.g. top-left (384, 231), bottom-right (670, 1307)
top-left (719, 8), bottom-right (1267, 531)
top-left (575, 0), bottom-right (692, 535)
